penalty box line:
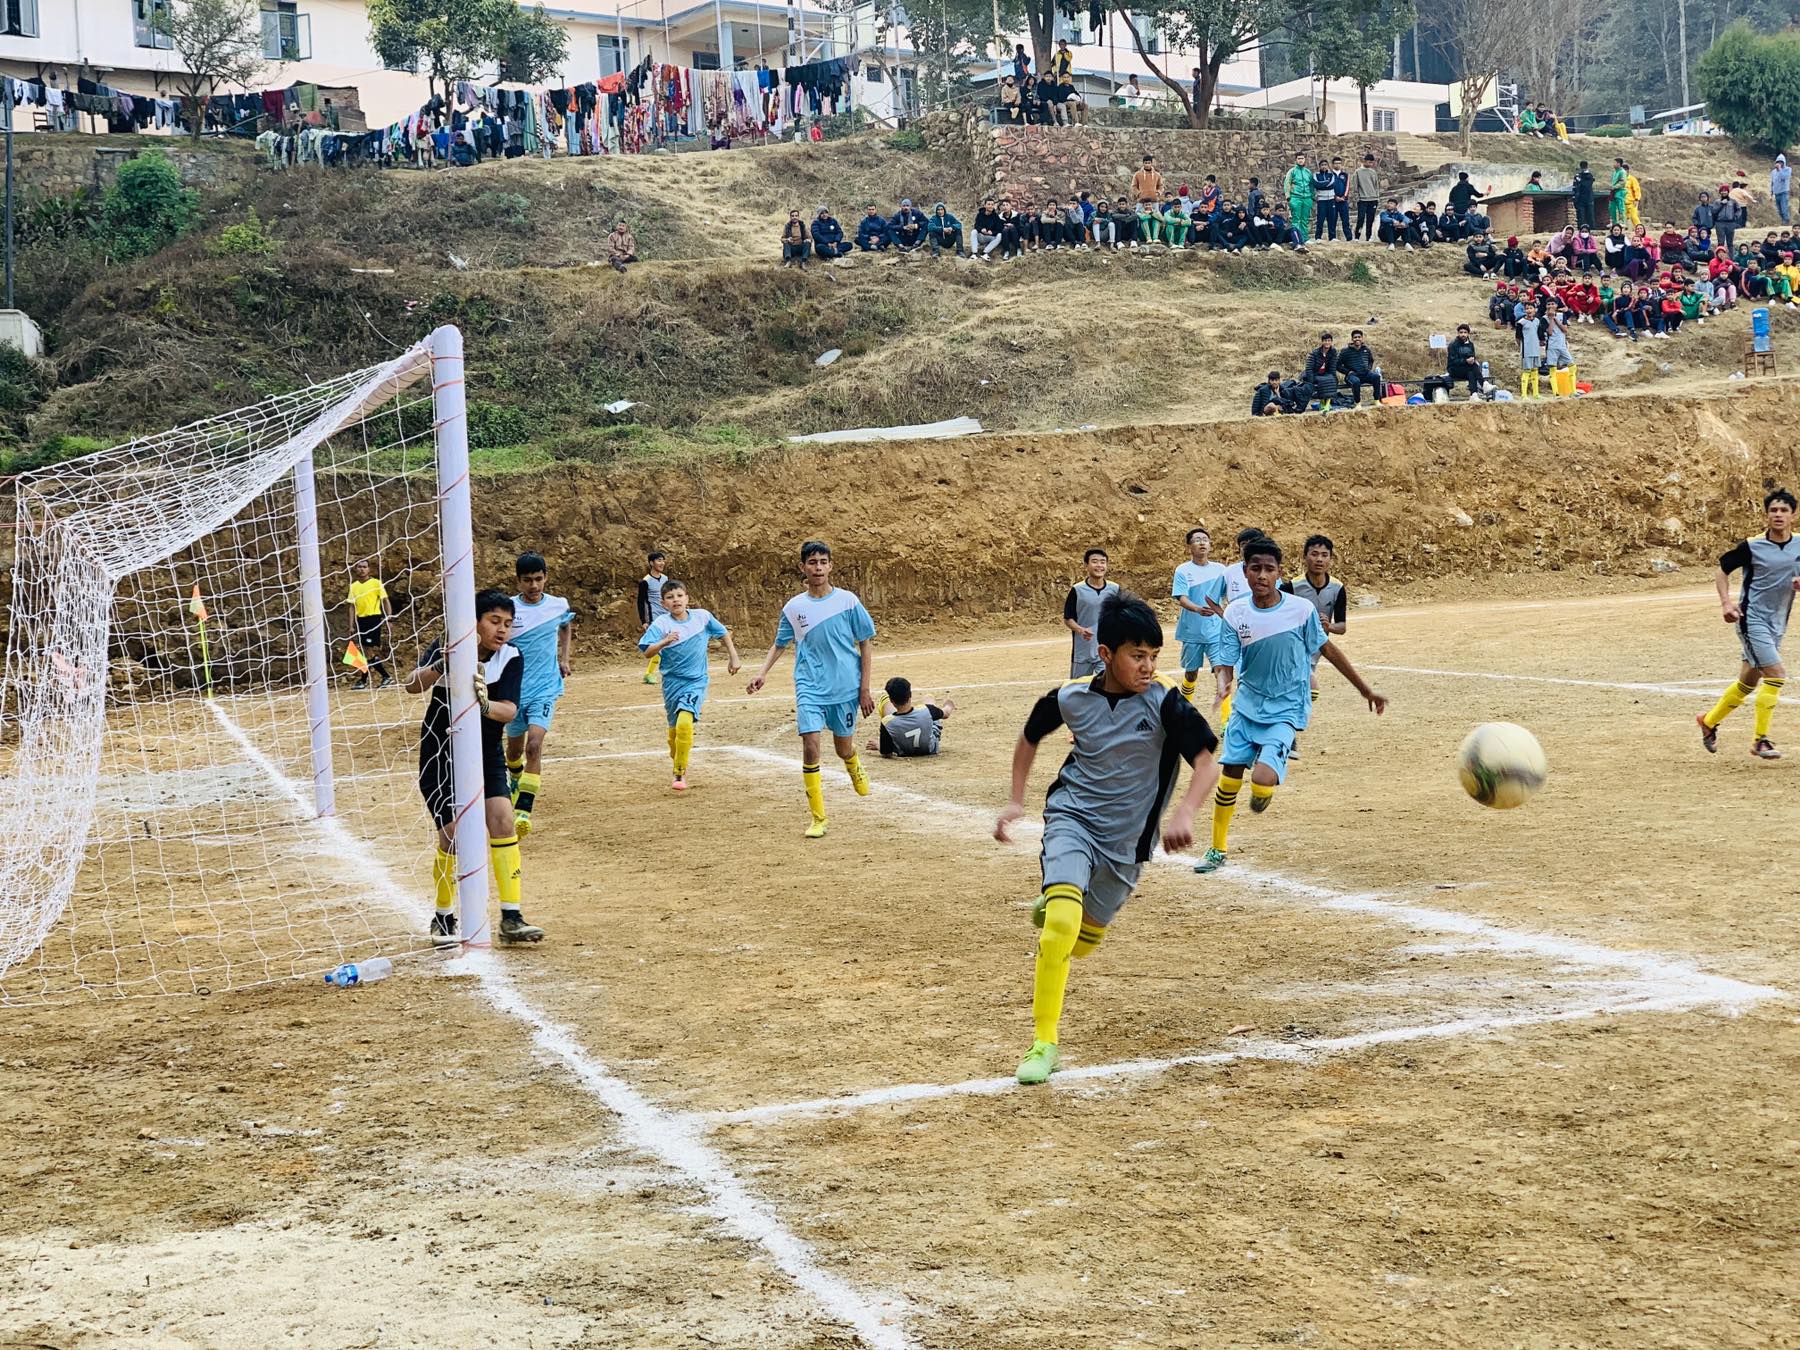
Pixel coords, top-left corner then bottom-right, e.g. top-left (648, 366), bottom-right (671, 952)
top-left (695, 744), bottom-right (1783, 1125)
top-left (208, 704), bottom-right (915, 1350)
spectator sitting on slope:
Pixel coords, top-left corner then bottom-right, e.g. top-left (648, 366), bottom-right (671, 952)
top-left (857, 204), bottom-right (893, 251)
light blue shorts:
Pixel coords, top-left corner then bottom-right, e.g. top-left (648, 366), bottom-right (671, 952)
top-left (1219, 714), bottom-right (1298, 784)
top-left (1180, 639), bottom-right (1212, 673)
top-left (505, 694), bottom-right (559, 737)
top-left (797, 699), bottom-right (859, 737)
top-left (663, 681), bottom-right (708, 725)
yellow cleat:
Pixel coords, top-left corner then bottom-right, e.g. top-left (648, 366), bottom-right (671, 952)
top-left (848, 764), bottom-right (871, 797)
top-left (515, 811), bottom-right (533, 839)
top-left (804, 816), bottom-right (828, 839)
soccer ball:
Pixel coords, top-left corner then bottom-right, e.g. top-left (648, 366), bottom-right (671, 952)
top-left (1457, 722), bottom-right (1548, 809)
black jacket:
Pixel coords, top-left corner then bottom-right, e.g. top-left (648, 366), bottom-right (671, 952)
top-left (1336, 343), bottom-right (1376, 377)
top-left (1446, 335), bottom-right (1478, 372)
top-left (1251, 382), bottom-right (1288, 415)
top-left (1305, 346), bottom-right (1339, 392)
top-left (1448, 180), bottom-right (1481, 211)
top-left (974, 207), bottom-right (1004, 235)
top-left (1572, 169), bottom-right (1595, 204)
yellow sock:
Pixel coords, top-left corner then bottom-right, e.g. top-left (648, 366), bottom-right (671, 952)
top-left (645, 651), bottom-right (661, 678)
top-left (1251, 781), bottom-right (1276, 807)
top-left (1181, 676), bottom-right (1197, 701)
top-left (667, 723), bottom-right (678, 760)
top-left (673, 710), bottom-right (695, 774)
top-left (1703, 680), bottom-right (1752, 728)
top-left (1210, 774), bottom-right (1242, 853)
top-left (1754, 678), bottom-right (1784, 739)
top-left (803, 762), bottom-right (825, 821)
top-left (514, 772), bottom-right (539, 816)
top-left (1219, 691), bottom-right (1232, 724)
top-left (432, 848), bottom-right (456, 913)
top-left (490, 835), bottom-right (522, 908)
top-left (1310, 687), bottom-right (1318, 706)
top-left (1072, 918), bottom-right (1107, 959)
top-left (1032, 886), bottom-right (1084, 1044)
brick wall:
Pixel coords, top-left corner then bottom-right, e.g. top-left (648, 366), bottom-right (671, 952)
top-left (985, 124), bottom-right (1405, 206)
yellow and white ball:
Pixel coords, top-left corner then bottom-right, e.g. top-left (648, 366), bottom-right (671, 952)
top-left (1458, 722), bottom-right (1548, 809)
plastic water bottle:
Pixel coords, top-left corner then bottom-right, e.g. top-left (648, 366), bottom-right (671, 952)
top-left (1480, 360), bottom-right (1491, 384)
top-left (325, 957), bottom-right (392, 989)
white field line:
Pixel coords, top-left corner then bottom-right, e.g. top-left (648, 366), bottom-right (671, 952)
top-left (206, 704), bottom-right (912, 1350)
top-left (702, 744), bottom-right (1781, 1124)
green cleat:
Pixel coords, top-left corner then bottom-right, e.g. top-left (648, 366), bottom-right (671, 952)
top-left (1031, 894), bottom-right (1048, 928)
top-left (1193, 847), bottom-right (1228, 874)
top-left (1016, 1040), bottom-right (1060, 1085)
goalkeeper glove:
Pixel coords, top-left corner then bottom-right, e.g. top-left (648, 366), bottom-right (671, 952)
top-left (473, 661), bottom-right (490, 718)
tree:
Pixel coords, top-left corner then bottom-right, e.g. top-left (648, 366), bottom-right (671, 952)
top-left (497, 4), bottom-right (568, 84)
top-left (1292, 0), bottom-right (1415, 130)
top-left (1114, 0), bottom-right (1292, 128)
top-left (159, 0), bottom-right (267, 142)
top-left (368, 0), bottom-right (518, 99)
top-left (1431, 0), bottom-right (1528, 156)
top-left (1696, 22), bottom-right (1800, 154)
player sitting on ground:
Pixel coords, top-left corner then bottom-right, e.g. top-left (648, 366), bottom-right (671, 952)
top-left (1066, 548), bottom-right (1119, 678)
top-left (1171, 526), bottom-right (1226, 706)
top-left (346, 558), bottom-right (394, 688)
top-left (868, 677), bottom-right (955, 757)
top-left (637, 579), bottom-right (741, 791)
top-left (638, 550), bottom-right (670, 684)
top-left (1280, 533), bottom-right (1349, 751)
top-left (746, 540), bottom-right (877, 838)
top-left (1195, 537), bottom-right (1387, 875)
top-left (1698, 488), bottom-right (1800, 760)
top-left (504, 552), bottom-right (574, 838)
top-left (407, 588), bottom-right (545, 947)
top-left (996, 592), bottom-right (1220, 1085)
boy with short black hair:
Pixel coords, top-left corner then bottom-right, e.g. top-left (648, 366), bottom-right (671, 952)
top-left (1212, 527), bottom-right (1266, 721)
top-left (638, 579), bottom-right (741, 790)
top-left (1065, 549), bottom-right (1119, 677)
top-left (1697, 488), bottom-right (1800, 759)
top-left (1280, 534), bottom-right (1349, 712)
top-left (346, 558), bottom-right (394, 688)
top-left (638, 550), bottom-right (670, 683)
top-left (996, 592), bottom-right (1219, 1084)
top-left (407, 588), bottom-right (545, 947)
top-left (746, 540), bottom-right (877, 837)
top-left (504, 551), bottom-right (574, 838)
top-left (1171, 526), bottom-right (1226, 706)
top-left (1195, 538), bottom-right (1387, 875)
top-left (869, 676), bottom-right (955, 757)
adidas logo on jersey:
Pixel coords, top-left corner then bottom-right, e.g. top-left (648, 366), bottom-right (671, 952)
top-left (1135, 717), bottom-right (1153, 731)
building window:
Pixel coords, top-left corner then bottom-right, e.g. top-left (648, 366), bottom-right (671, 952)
top-left (597, 34), bottom-right (629, 78)
top-left (2, 0), bottom-right (39, 38)
top-left (1129, 15), bottom-right (1160, 54)
top-left (692, 50), bottom-right (719, 70)
top-left (1372, 106), bottom-right (1396, 132)
top-left (134, 0), bottom-right (174, 50)
top-left (1053, 14), bottom-right (1088, 45)
top-left (864, 62), bottom-right (883, 82)
top-left (260, 2), bottom-right (311, 61)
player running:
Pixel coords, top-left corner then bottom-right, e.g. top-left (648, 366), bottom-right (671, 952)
top-left (1194, 537), bottom-right (1387, 875)
top-left (1280, 534), bottom-right (1349, 749)
top-left (1212, 527), bottom-right (1266, 722)
top-left (638, 579), bottom-right (741, 791)
top-left (408, 588), bottom-right (545, 948)
top-left (1065, 548), bottom-right (1119, 678)
top-left (746, 540), bottom-right (877, 838)
top-left (996, 592), bottom-right (1219, 1085)
top-left (638, 550), bottom-right (671, 683)
top-left (1698, 488), bottom-right (1800, 760)
top-left (504, 552), bottom-right (574, 838)
top-left (1171, 526), bottom-right (1226, 707)
top-left (345, 558), bottom-right (394, 688)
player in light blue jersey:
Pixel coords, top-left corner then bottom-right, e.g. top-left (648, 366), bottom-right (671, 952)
top-left (1194, 536), bottom-right (1386, 874)
top-left (746, 540), bottom-right (877, 838)
top-left (504, 551), bottom-right (575, 838)
top-left (1171, 526), bottom-right (1227, 707)
top-left (638, 579), bottom-right (741, 792)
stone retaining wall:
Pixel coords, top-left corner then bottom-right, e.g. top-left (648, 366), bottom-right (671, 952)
top-left (9, 136), bottom-right (261, 199)
top-left (986, 124), bottom-right (1405, 205)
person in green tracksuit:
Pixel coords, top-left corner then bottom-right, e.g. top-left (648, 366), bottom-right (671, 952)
top-left (1159, 196), bottom-right (1189, 246)
top-left (1609, 158), bottom-right (1629, 226)
top-left (1283, 153), bottom-right (1315, 238)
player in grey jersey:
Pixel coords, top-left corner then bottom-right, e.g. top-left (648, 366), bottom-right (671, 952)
top-left (1065, 548), bottom-right (1120, 677)
top-left (1698, 489), bottom-right (1800, 759)
top-left (1280, 534), bottom-right (1349, 748)
top-left (870, 677), bottom-right (954, 756)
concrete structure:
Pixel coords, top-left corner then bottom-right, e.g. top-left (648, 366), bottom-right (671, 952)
top-left (1222, 77), bottom-right (1447, 135)
top-left (1485, 188), bottom-right (1579, 239)
top-left (0, 309), bottom-right (43, 358)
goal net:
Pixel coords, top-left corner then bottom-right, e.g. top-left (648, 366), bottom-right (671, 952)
top-left (0, 326), bottom-right (492, 1002)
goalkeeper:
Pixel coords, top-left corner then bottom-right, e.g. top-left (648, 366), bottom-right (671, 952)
top-left (406, 587), bottom-right (546, 948)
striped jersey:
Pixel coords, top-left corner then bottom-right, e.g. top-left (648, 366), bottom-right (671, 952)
top-left (1720, 533), bottom-right (1798, 636)
top-left (775, 587), bottom-right (877, 705)
top-left (1280, 574), bottom-right (1348, 627)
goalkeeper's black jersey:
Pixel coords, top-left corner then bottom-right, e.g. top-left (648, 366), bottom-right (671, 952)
top-left (420, 642), bottom-right (520, 765)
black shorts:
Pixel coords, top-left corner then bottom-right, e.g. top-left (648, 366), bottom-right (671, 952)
top-left (355, 614), bottom-right (387, 646)
top-left (419, 732), bottom-right (510, 828)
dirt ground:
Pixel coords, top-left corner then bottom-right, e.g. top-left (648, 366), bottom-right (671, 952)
top-left (4, 577), bottom-right (1796, 1348)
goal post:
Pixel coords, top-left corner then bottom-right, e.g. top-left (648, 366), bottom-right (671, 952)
top-left (0, 324), bottom-right (492, 1000)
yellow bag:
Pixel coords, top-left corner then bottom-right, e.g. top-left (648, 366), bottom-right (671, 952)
top-left (1550, 364), bottom-right (1578, 397)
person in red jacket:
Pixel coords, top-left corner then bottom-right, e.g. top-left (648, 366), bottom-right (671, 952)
top-left (1566, 278), bottom-right (1602, 322)
top-left (1659, 286), bottom-right (1686, 335)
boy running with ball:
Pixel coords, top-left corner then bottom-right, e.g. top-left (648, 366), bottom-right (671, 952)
top-left (996, 593), bottom-right (1220, 1085)
top-left (1194, 538), bottom-right (1386, 875)
top-left (1698, 488), bottom-right (1800, 759)
top-left (504, 552), bottom-right (574, 838)
top-left (1171, 526), bottom-right (1226, 706)
top-left (746, 541), bottom-right (877, 837)
top-left (408, 588), bottom-right (545, 947)
top-left (638, 579), bottom-right (741, 790)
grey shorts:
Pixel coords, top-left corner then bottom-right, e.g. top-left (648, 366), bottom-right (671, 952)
top-left (1040, 817), bottom-right (1140, 926)
top-left (1070, 652), bottom-right (1104, 679)
top-left (1740, 620), bottom-right (1786, 669)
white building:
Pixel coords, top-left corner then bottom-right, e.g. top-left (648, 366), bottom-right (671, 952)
top-left (1220, 75), bottom-right (1446, 135)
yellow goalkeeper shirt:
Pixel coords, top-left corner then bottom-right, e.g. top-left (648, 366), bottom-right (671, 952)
top-left (349, 577), bottom-right (388, 618)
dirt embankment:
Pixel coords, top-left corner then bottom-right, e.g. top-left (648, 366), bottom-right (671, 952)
top-left (468, 383), bottom-right (1800, 640)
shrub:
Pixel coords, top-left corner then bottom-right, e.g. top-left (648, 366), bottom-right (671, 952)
top-left (209, 208), bottom-right (279, 258)
top-left (1696, 22), bottom-right (1800, 155)
top-left (0, 342), bottom-right (52, 451)
top-left (466, 400), bottom-right (535, 449)
top-left (1589, 125), bottom-right (1633, 138)
top-left (1348, 258), bottom-right (1377, 285)
top-left (99, 150), bottom-right (197, 261)
top-left (887, 128), bottom-right (927, 152)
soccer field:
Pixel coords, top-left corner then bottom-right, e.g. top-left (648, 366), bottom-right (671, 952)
top-left (3, 582), bottom-right (1796, 1349)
